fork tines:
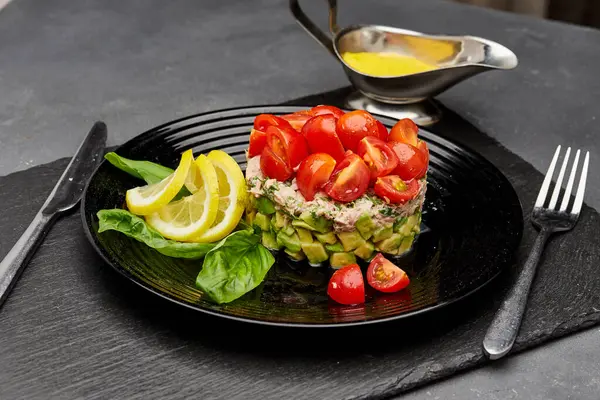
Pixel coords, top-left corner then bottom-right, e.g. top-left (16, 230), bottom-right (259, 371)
top-left (534, 145), bottom-right (590, 215)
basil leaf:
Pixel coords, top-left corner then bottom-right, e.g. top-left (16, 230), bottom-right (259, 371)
top-left (97, 209), bottom-right (215, 259)
top-left (104, 152), bottom-right (173, 184)
top-left (196, 230), bottom-right (275, 304)
top-left (104, 152), bottom-right (191, 199)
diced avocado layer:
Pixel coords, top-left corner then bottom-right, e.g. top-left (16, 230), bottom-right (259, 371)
top-left (354, 242), bottom-right (375, 261)
top-left (330, 252), bottom-right (357, 269)
top-left (301, 242), bottom-right (329, 264)
top-left (355, 213), bottom-right (376, 240)
top-left (250, 201), bottom-right (421, 266)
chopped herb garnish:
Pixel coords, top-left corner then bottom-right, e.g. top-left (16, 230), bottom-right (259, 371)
top-left (379, 207), bottom-right (395, 217)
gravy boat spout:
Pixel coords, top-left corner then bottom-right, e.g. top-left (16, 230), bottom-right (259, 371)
top-left (290, 0), bottom-right (518, 104)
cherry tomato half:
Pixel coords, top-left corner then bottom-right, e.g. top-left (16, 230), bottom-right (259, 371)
top-left (296, 153), bottom-right (336, 201)
top-left (301, 115), bottom-right (346, 161)
top-left (266, 125), bottom-right (309, 169)
top-left (373, 175), bottom-right (420, 204)
top-left (388, 141), bottom-right (428, 180)
top-left (260, 146), bottom-right (292, 181)
top-left (281, 113), bottom-right (312, 131)
top-left (376, 120), bottom-right (389, 141)
top-left (356, 136), bottom-right (399, 180)
top-left (310, 105), bottom-right (345, 119)
top-left (389, 118), bottom-right (419, 146)
top-left (327, 264), bottom-right (365, 305)
top-left (324, 152), bottom-right (370, 202)
top-left (253, 114), bottom-right (293, 132)
top-left (248, 129), bottom-right (267, 158)
top-left (336, 110), bottom-right (381, 152)
top-left (367, 253), bottom-right (410, 293)
top-left (417, 139), bottom-right (430, 169)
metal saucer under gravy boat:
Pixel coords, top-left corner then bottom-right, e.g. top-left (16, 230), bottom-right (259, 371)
top-left (290, 0), bottom-right (518, 123)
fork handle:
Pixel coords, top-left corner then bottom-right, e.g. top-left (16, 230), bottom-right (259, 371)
top-left (482, 227), bottom-right (551, 360)
top-left (0, 211), bottom-right (57, 308)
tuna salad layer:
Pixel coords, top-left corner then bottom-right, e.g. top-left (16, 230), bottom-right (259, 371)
top-left (245, 156), bottom-right (426, 232)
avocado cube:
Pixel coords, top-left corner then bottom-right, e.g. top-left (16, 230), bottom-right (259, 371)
top-left (398, 223), bottom-right (412, 237)
top-left (355, 214), bottom-right (376, 240)
top-left (301, 242), bottom-right (329, 264)
top-left (329, 252), bottom-right (357, 269)
top-left (245, 209), bottom-right (257, 226)
top-left (246, 195), bottom-right (257, 213)
top-left (261, 231), bottom-right (280, 250)
top-left (413, 224), bottom-right (421, 234)
top-left (397, 234), bottom-right (415, 255)
top-left (292, 219), bottom-right (316, 231)
top-left (354, 242), bottom-right (375, 261)
top-left (337, 231), bottom-right (366, 252)
top-left (406, 214), bottom-right (420, 230)
top-left (256, 196), bottom-right (276, 215)
top-left (393, 217), bottom-right (408, 233)
top-left (296, 228), bottom-right (313, 243)
top-left (273, 210), bottom-right (288, 231)
top-left (376, 233), bottom-right (404, 254)
top-left (285, 249), bottom-right (306, 261)
top-left (325, 242), bottom-right (344, 252)
top-left (282, 224), bottom-right (295, 236)
top-left (276, 231), bottom-right (302, 253)
top-left (253, 212), bottom-right (271, 232)
top-left (314, 231), bottom-right (337, 245)
top-left (372, 225), bottom-right (393, 242)
top-left (298, 211), bottom-right (333, 233)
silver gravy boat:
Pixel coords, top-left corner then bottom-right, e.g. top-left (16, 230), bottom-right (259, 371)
top-left (290, 0), bottom-right (518, 105)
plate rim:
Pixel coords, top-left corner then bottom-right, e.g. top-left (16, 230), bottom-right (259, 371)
top-left (80, 104), bottom-right (524, 328)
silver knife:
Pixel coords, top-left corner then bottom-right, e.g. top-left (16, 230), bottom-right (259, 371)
top-left (0, 122), bottom-right (107, 307)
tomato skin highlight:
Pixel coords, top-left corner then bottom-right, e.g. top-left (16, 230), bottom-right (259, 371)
top-left (302, 115), bottom-right (346, 161)
top-left (324, 152), bottom-right (370, 202)
top-left (266, 125), bottom-right (309, 169)
top-left (296, 153), bottom-right (336, 201)
top-left (389, 118), bottom-right (419, 146)
top-left (376, 120), bottom-right (389, 141)
top-left (367, 253), bottom-right (410, 293)
top-left (310, 105), bottom-right (345, 118)
top-left (416, 140), bottom-right (430, 177)
top-left (281, 113), bottom-right (312, 131)
top-left (248, 129), bottom-right (267, 158)
top-left (336, 110), bottom-right (381, 152)
top-left (356, 136), bottom-right (399, 180)
top-left (388, 141), bottom-right (428, 181)
top-left (327, 264), bottom-right (365, 305)
top-left (260, 146), bottom-right (293, 181)
top-left (253, 114), bottom-right (293, 132)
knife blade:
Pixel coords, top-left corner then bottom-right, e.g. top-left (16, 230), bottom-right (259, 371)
top-left (0, 121), bottom-right (107, 307)
top-left (42, 121), bottom-right (108, 214)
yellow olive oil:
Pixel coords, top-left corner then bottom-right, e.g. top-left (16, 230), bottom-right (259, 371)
top-left (341, 52), bottom-right (437, 77)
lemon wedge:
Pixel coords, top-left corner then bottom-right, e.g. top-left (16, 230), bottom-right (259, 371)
top-left (126, 149), bottom-right (193, 216)
top-left (193, 150), bottom-right (247, 243)
top-left (184, 156), bottom-right (204, 194)
top-left (145, 154), bottom-right (220, 241)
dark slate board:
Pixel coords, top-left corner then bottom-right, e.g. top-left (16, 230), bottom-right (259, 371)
top-left (1, 89), bottom-right (599, 399)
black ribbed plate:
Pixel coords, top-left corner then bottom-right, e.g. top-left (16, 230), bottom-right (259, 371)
top-left (81, 106), bottom-right (523, 327)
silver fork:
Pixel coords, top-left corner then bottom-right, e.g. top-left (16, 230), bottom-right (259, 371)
top-left (483, 145), bottom-right (590, 360)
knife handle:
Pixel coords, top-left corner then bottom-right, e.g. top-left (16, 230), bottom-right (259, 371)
top-left (0, 211), bottom-right (57, 307)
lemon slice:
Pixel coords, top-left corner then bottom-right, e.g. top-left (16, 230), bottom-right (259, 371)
top-left (145, 154), bottom-right (220, 241)
top-left (126, 149), bottom-right (193, 215)
top-left (193, 150), bottom-right (247, 243)
top-left (184, 156), bottom-right (203, 194)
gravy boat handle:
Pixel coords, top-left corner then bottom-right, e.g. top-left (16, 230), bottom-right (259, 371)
top-left (289, 0), bottom-right (339, 57)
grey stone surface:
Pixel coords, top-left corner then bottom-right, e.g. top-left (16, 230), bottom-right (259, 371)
top-left (1, 0), bottom-right (599, 399)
